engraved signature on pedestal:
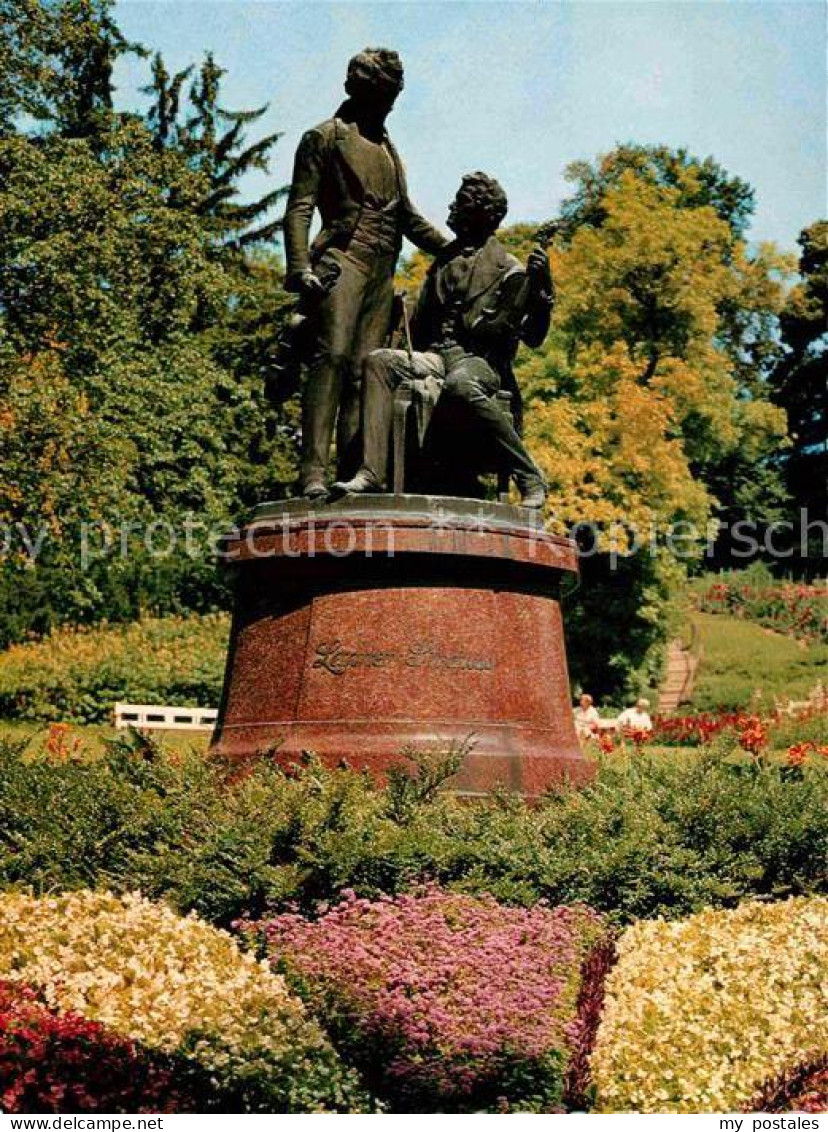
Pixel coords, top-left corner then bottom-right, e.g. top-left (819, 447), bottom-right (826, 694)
top-left (312, 639), bottom-right (495, 676)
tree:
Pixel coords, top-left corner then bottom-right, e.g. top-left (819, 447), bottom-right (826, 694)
top-left (502, 159), bottom-right (789, 697)
top-left (142, 48), bottom-right (298, 504)
top-left (0, 0), bottom-right (143, 140)
top-left (0, 121), bottom-right (240, 640)
top-left (557, 147), bottom-right (791, 560)
top-left (144, 51), bottom-right (288, 247)
top-left (0, 0), bottom-right (296, 644)
top-left (559, 143), bottom-right (755, 240)
top-left (770, 220), bottom-right (828, 561)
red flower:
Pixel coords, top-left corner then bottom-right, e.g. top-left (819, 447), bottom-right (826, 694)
top-left (786, 743), bottom-right (812, 768)
top-left (0, 981), bottom-right (192, 1113)
top-left (597, 732), bottom-right (616, 755)
top-left (737, 716), bottom-right (767, 756)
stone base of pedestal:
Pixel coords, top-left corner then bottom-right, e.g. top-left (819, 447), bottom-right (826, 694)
top-left (209, 495), bottom-right (592, 797)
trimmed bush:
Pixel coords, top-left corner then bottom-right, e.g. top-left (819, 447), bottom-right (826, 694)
top-left (0, 614), bottom-right (228, 722)
top-left (246, 887), bottom-right (609, 1112)
top-left (0, 891), bottom-right (373, 1112)
top-left (1, 735), bottom-right (827, 929)
top-left (590, 897), bottom-right (828, 1112)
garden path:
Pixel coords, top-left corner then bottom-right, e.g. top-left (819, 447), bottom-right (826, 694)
top-left (658, 636), bottom-right (699, 713)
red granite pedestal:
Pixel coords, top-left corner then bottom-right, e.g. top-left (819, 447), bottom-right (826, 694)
top-left (209, 495), bottom-right (592, 797)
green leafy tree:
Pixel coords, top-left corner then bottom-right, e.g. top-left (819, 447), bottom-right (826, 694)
top-left (556, 147), bottom-right (791, 554)
top-left (770, 220), bottom-right (828, 560)
top-left (0, 0), bottom-right (296, 644)
top-left (503, 153), bottom-right (789, 696)
top-left (559, 143), bottom-right (755, 240)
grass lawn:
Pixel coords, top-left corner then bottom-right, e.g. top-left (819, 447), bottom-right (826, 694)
top-left (0, 719), bottom-right (211, 759)
top-left (688, 612), bottom-right (828, 713)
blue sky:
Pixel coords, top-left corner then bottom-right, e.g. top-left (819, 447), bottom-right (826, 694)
top-left (113, 1), bottom-right (826, 252)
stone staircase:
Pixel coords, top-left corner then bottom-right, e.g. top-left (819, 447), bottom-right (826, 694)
top-left (658, 629), bottom-right (700, 715)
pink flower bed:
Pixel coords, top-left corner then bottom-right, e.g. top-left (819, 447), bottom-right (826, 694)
top-left (243, 888), bottom-right (610, 1112)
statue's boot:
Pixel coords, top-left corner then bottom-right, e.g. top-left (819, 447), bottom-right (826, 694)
top-left (517, 476), bottom-right (547, 509)
top-left (301, 475), bottom-right (329, 501)
top-left (331, 469), bottom-right (383, 496)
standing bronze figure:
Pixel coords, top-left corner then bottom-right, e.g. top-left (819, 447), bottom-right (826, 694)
top-left (283, 47), bottom-right (447, 499)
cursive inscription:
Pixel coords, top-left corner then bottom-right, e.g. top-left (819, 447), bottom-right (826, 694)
top-left (312, 639), bottom-right (495, 676)
top-left (312, 641), bottom-right (397, 676)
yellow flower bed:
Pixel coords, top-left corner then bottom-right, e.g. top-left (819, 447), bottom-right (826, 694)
top-left (591, 897), bottom-right (828, 1112)
top-left (0, 891), bottom-right (363, 1111)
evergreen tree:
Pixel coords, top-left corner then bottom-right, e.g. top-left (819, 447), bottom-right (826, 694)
top-left (144, 51), bottom-right (288, 247)
top-left (141, 48), bottom-right (299, 505)
top-left (0, 0), bottom-right (143, 140)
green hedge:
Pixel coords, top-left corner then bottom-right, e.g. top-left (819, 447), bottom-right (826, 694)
top-left (0, 735), bottom-right (825, 929)
top-left (0, 615), bottom-right (229, 722)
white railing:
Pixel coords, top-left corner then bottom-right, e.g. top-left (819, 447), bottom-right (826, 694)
top-left (114, 703), bottom-right (218, 732)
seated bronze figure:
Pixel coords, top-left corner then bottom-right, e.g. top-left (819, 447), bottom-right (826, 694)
top-left (333, 172), bottom-right (554, 507)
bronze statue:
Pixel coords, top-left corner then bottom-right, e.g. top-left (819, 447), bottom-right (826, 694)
top-left (283, 47), bottom-right (447, 500)
top-left (332, 172), bottom-right (553, 507)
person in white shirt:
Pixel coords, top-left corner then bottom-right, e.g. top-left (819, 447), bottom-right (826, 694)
top-left (616, 698), bottom-right (654, 732)
top-left (573, 693), bottom-right (601, 738)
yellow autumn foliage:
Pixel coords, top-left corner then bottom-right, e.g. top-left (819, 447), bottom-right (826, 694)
top-left (526, 342), bottom-right (710, 545)
top-left (591, 897), bottom-right (828, 1112)
top-left (516, 173), bottom-right (788, 548)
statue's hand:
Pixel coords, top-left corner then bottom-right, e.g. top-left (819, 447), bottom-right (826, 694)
top-left (526, 248), bottom-right (553, 293)
top-left (293, 270), bottom-right (327, 301)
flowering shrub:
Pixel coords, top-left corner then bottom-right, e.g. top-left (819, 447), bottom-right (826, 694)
top-left (0, 982), bottom-right (189, 1113)
top-left (0, 891), bottom-right (373, 1112)
top-left (737, 714), bottom-right (768, 756)
top-left (595, 730), bottom-right (616, 755)
top-left (43, 721), bottom-right (85, 762)
top-left (650, 703), bottom-right (828, 750)
top-left (650, 710), bottom-right (741, 746)
top-left (590, 897), bottom-right (828, 1112)
top-left (786, 741), bottom-right (828, 768)
top-left (0, 614), bottom-right (228, 722)
top-left (589, 709), bottom-right (819, 757)
top-left (246, 888), bottom-right (609, 1112)
top-left (696, 578), bottom-right (827, 644)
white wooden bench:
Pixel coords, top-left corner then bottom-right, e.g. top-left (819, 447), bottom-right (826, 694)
top-left (114, 703), bottom-right (218, 732)
top-left (774, 683), bottom-right (826, 717)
